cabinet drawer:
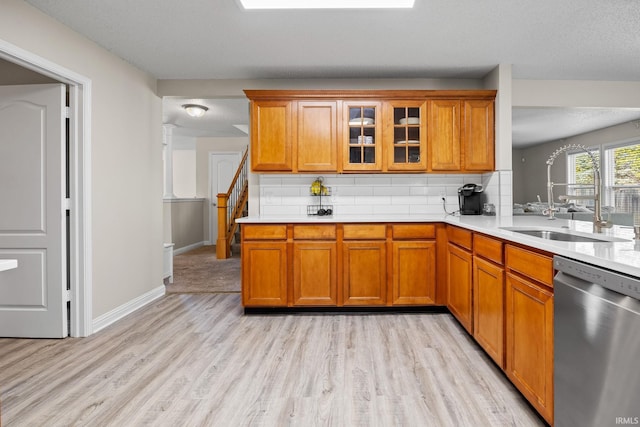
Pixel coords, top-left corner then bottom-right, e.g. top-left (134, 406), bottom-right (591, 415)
top-left (293, 224), bottom-right (336, 240)
top-left (447, 226), bottom-right (472, 250)
top-left (505, 245), bottom-right (553, 287)
top-left (343, 224), bottom-right (386, 240)
top-left (392, 224), bottom-right (435, 240)
top-left (474, 234), bottom-right (503, 265)
top-left (243, 224), bottom-right (287, 240)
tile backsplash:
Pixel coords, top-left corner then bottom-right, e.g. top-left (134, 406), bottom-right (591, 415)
top-left (258, 171), bottom-right (512, 217)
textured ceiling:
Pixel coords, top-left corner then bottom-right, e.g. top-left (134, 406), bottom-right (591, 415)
top-left (512, 107), bottom-right (640, 148)
top-left (23, 0), bottom-right (640, 143)
top-left (24, 0), bottom-right (640, 81)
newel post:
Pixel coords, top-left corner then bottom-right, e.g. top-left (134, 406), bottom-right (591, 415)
top-left (216, 193), bottom-right (229, 259)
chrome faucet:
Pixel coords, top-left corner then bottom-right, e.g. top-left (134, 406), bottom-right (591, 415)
top-left (544, 143), bottom-right (611, 232)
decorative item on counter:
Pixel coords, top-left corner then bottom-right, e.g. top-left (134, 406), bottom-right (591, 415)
top-left (308, 176), bottom-right (333, 216)
top-left (483, 203), bottom-right (496, 216)
top-left (310, 176), bottom-right (329, 196)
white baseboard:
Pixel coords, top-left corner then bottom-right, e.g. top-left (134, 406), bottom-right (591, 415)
top-left (173, 241), bottom-right (206, 256)
top-left (92, 285), bottom-right (166, 334)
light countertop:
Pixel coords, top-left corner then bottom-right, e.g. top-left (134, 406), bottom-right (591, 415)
top-left (0, 259), bottom-right (18, 272)
top-left (238, 214), bottom-right (640, 277)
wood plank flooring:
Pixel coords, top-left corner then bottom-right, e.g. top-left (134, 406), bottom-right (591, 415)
top-left (0, 294), bottom-right (545, 426)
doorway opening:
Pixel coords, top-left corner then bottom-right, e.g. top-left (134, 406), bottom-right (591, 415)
top-left (0, 38), bottom-right (92, 337)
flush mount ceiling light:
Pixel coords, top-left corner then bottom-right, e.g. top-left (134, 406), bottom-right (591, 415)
top-left (182, 104), bottom-right (209, 118)
top-left (238, 0), bottom-right (414, 9)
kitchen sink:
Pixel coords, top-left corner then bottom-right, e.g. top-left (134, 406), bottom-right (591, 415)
top-left (499, 227), bottom-right (629, 243)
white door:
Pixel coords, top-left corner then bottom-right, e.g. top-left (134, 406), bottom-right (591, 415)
top-left (209, 153), bottom-right (241, 243)
top-left (0, 84), bottom-right (67, 338)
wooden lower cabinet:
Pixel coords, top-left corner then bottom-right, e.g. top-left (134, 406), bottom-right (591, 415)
top-left (447, 242), bottom-right (473, 333)
top-left (292, 241), bottom-right (337, 306)
top-left (473, 256), bottom-right (505, 368)
top-left (242, 241), bottom-right (288, 307)
top-left (505, 272), bottom-right (554, 424)
top-left (342, 241), bottom-right (387, 305)
top-left (392, 240), bottom-right (436, 305)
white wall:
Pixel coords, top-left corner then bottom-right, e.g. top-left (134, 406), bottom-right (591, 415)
top-left (0, 0), bottom-right (163, 319)
top-left (172, 149), bottom-right (196, 198)
top-left (483, 64), bottom-right (512, 171)
top-left (258, 172), bottom-right (509, 217)
top-left (171, 133), bottom-right (197, 198)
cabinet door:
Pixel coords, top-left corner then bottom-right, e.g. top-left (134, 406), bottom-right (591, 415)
top-left (505, 273), bottom-right (554, 425)
top-left (473, 256), bottom-right (505, 368)
top-left (292, 241), bottom-right (337, 306)
top-left (250, 100), bottom-right (293, 171)
top-left (297, 101), bottom-right (338, 172)
top-left (428, 99), bottom-right (461, 171)
top-left (392, 240), bottom-right (436, 305)
top-left (342, 101), bottom-right (382, 171)
top-left (242, 241), bottom-right (288, 307)
top-left (343, 241), bottom-right (386, 305)
top-left (447, 242), bottom-right (473, 332)
top-left (462, 100), bottom-right (494, 171)
top-left (384, 101), bottom-right (427, 171)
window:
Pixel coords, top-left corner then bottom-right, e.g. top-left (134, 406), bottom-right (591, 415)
top-left (567, 140), bottom-right (640, 209)
top-left (567, 148), bottom-right (599, 207)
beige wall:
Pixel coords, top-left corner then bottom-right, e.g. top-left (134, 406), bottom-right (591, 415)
top-left (0, 0), bottom-right (163, 319)
top-left (168, 200), bottom-right (205, 251)
top-left (0, 57), bottom-right (57, 84)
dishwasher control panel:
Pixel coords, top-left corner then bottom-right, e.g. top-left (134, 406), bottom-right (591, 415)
top-left (554, 256), bottom-right (640, 301)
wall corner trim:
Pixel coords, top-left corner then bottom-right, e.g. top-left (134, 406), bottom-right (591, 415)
top-left (92, 285), bottom-right (165, 334)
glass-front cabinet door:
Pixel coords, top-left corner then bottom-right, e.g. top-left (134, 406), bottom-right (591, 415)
top-left (343, 101), bottom-right (382, 171)
top-left (384, 101), bottom-right (427, 171)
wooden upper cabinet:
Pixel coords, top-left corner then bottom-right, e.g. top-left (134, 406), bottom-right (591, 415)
top-left (428, 100), bottom-right (461, 171)
top-left (297, 101), bottom-right (338, 172)
top-left (463, 99), bottom-right (495, 171)
top-left (342, 101), bottom-right (383, 172)
top-left (244, 90), bottom-right (495, 174)
top-left (250, 99), bottom-right (293, 171)
top-left (383, 101), bottom-right (428, 171)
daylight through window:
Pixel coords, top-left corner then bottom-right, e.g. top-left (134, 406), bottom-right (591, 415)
top-left (567, 141), bottom-right (640, 209)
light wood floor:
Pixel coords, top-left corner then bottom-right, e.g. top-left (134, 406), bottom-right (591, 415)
top-left (0, 294), bottom-right (545, 426)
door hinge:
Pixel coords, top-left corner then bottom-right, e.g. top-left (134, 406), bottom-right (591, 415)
top-left (65, 289), bottom-right (72, 302)
top-left (64, 198), bottom-right (71, 210)
top-left (64, 106), bottom-right (70, 119)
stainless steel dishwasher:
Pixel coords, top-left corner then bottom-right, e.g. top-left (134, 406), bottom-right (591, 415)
top-left (554, 256), bottom-right (640, 427)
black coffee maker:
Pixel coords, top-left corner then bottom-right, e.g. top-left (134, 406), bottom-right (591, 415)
top-left (458, 184), bottom-right (484, 215)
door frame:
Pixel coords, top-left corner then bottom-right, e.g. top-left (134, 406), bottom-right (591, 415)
top-left (0, 38), bottom-right (92, 337)
top-left (208, 151), bottom-right (242, 245)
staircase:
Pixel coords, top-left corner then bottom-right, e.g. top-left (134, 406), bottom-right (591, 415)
top-left (216, 147), bottom-right (249, 259)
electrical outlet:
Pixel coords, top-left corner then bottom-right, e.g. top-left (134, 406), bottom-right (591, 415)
top-left (439, 191), bottom-right (446, 200)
